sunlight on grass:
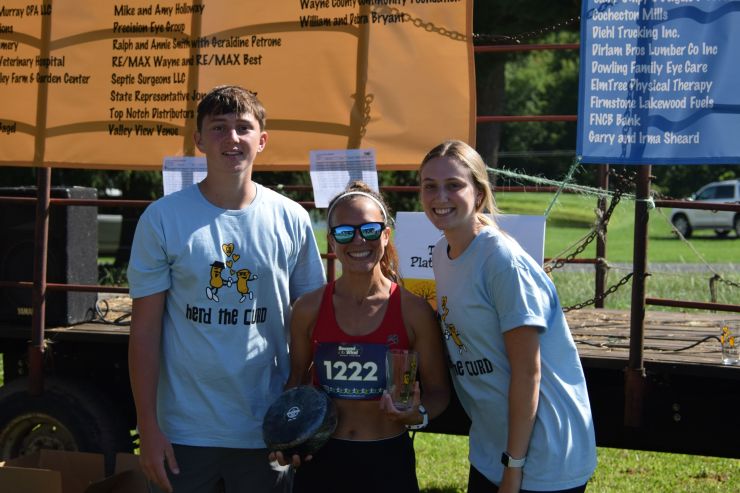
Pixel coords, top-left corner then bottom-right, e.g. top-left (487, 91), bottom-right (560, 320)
top-left (495, 192), bottom-right (739, 264)
top-left (415, 435), bottom-right (740, 493)
top-left (551, 270), bottom-right (739, 311)
top-left (415, 432), bottom-right (468, 493)
top-left (590, 448), bottom-right (740, 493)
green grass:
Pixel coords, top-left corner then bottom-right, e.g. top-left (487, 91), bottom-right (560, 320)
top-left (551, 270), bottom-right (739, 311)
top-left (97, 261), bottom-right (129, 286)
top-left (414, 434), bottom-right (740, 492)
top-left (414, 433), bottom-right (469, 492)
top-left (491, 192), bottom-right (739, 310)
top-left (495, 191), bottom-right (739, 264)
top-left (589, 448), bottom-right (740, 492)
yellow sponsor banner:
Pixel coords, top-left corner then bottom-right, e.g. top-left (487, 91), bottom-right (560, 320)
top-left (0, 0), bottom-right (474, 170)
top-left (402, 278), bottom-right (437, 310)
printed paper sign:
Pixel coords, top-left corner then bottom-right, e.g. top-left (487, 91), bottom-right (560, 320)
top-left (163, 156), bottom-right (207, 195)
top-left (394, 212), bottom-right (546, 307)
top-left (309, 149), bottom-right (378, 208)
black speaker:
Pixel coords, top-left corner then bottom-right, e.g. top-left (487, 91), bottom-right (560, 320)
top-left (0, 186), bottom-right (98, 326)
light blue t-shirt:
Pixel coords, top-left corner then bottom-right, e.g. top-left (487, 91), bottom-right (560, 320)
top-left (433, 226), bottom-right (596, 491)
top-left (128, 183), bottom-right (325, 448)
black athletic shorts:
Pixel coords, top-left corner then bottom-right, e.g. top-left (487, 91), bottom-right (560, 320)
top-left (293, 432), bottom-right (419, 493)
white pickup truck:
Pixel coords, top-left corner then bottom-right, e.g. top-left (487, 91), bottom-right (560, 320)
top-left (670, 179), bottom-right (740, 238)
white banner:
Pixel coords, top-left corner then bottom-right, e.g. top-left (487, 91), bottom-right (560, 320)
top-left (394, 212), bottom-right (546, 307)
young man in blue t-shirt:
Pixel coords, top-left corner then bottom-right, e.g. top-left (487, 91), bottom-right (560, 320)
top-left (128, 85), bottom-right (325, 493)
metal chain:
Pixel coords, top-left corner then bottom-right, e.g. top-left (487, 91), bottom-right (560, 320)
top-left (473, 15), bottom-right (580, 45)
top-left (562, 273), bottom-right (634, 312)
top-left (544, 170), bottom-right (633, 273)
top-left (544, 230), bottom-right (598, 274)
top-left (715, 275), bottom-right (740, 290)
top-left (376, 6), bottom-right (467, 41)
top-left (709, 274), bottom-right (739, 305)
top-left (548, 170), bottom-right (638, 312)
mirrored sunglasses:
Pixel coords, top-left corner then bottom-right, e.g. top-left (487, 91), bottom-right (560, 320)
top-left (330, 222), bottom-right (386, 244)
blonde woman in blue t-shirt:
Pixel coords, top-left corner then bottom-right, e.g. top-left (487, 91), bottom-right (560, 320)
top-left (419, 140), bottom-right (597, 493)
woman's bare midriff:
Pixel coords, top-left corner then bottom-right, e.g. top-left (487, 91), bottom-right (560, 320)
top-left (331, 398), bottom-right (405, 440)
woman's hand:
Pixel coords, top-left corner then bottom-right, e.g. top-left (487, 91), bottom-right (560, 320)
top-left (268, 450), bottom-right (312, 468)
top-left (379, 381), bottom-right (424, 427)
top-left (498, 466), bottom-right (523, 493)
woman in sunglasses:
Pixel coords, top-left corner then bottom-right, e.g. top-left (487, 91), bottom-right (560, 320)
top-left (281, 181), bottom-right (450, 493)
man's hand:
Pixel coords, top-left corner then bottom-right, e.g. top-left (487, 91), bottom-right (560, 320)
top-left (139, 427), bottom-right (179, 493)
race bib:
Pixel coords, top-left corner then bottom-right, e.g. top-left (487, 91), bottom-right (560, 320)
top-left (314, 342), bottom-right (388, 400)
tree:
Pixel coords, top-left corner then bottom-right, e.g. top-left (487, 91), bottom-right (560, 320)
top-left (500, 30), bottom-right (581, 183)
top-left (473, 1), bottom-right (581, 173)
top-left (652, 165), bottom-right (738, 199)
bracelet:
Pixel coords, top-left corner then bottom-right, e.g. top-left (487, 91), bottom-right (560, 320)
top-left (501, 452), bottom-right (527, 468)
top-left (405, 404), bottom-right (428, 430)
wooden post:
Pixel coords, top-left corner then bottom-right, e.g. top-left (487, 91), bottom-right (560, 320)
top-left (625, 164), bottom-right (651, 427)
top-left (595, 164), bottom-right (609, 308)
top-left (28, 0), bottom-right (53, 396)
top-left (29, 166), bottom-right (51, 396)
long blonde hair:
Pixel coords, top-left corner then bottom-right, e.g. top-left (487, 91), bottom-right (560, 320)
top-left (420, 140), bottom-right (499, 227)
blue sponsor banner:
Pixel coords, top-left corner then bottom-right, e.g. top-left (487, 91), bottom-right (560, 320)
top-left (577, 0), bottom-right (740, 165)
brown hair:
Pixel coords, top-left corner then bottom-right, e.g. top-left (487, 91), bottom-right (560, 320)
top-left (327, 181), bottom-right (401, 283)
top-left (420, 139), bottom-right (498, 227)
top-left (196, 85), bottom-right (266, 132)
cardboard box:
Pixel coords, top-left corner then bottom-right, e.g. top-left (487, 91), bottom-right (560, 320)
top-left (0, 450), bottom-right (147, 493)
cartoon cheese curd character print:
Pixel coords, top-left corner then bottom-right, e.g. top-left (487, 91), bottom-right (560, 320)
top-left (441, 296), bottom-right (467, 354)
top-left (236, 269), bottom-right (258, 302)
top-left (206, 261), bottom-right (227, 302)
top-left (206, 242), bottom-right (258, 303)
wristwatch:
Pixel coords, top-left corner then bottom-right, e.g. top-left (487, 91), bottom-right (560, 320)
top-left (405, 404), bottom-right (428, 430)
top-left (501, 452), bottom-right (526, 468)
